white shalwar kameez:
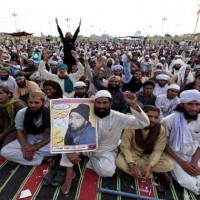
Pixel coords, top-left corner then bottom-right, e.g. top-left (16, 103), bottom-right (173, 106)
top-left (60, 108), bottom-right (150, 177)
top-left (155, 94), bottom-right (180, 120)
top-left (161, 113), bottom-right (200, 194)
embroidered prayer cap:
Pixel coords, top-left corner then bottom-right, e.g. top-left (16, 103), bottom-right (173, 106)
top-left (156, 74), bottom-right (170, 80)
top-left (168, 84), bottom-right (180, 91)
top-left (74, 81), bottom-right (86, 88)
top-left (94, 90), bottom-right (112, 99)
top-left (180, 89), bottom-right (200, 103)
top-left (29, 90), bottom-right (45, 99)
top-left (57, 63), bottom-right (68, 70)
top-left (108, 75), bottom-right (121, 82)
top-left (70, 104), bottom-right (90, 120)
top-left (27, 58), bottom-right (34, 63)
top-left (112, 65), bottom-right (123, 71)
top-left (0, 85), bottom-right (10, 92)
top-left (0, 67), bottom-right (11, 74)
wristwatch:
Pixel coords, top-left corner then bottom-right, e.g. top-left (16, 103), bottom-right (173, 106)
top-left (128, 162), bottom-right (136, 168)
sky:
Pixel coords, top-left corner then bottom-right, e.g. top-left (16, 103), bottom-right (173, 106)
top-left (0, 0), bottom-right (200, 37)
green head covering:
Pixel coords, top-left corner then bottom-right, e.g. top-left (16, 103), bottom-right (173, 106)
top-left (57, 63), bottom-right (68, 70)
top-left (0, 67), bottom-right (11, 74)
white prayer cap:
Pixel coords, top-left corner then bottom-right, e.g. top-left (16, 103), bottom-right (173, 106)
top-left (74, 81), bottom-right (86, 88)
top-left (49, 60), bottom-right (58, 65)
top-left (160, 57), bottom-right (165, 60)
top-left (95, 90), bottom-right (112, 99)
top-left (151, 53), bottom-right (157, 57)
top-left (154, 69), bottom-right (162, 73)
top-left (156, 74), bottom-right (170, 80)
top-left (156, 63), bottom-right (163, 68)
top-left (180, 89), bottom-right (200, 103)
top-left (112, 65), bottom-right (123, 71)
top-left (168, 84), bottom-right (180, 91)
top-left (53, 53), bottom-right (57, 56)
top-left (144, 54), bottom-right (150, 58)
top-left (194, 65), bottom-right (200, 70)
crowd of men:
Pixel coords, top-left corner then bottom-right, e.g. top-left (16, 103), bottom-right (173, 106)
top-left (0, 20), bottom-right (200, 196)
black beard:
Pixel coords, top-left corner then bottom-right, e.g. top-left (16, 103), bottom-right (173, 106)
top-left (173, 66), bottom-right (181, 70)
top-left (94, 107), bottom-right (110, 118)
top-left (74, 93), bottom-right (86, 98)
top-left (17, 81), bottom-right (26, 88)
top-left (27, 106), bottom-right (43, 118)
top-left (0, 75), bottom-right (9, 81)
top-left (68, 123), bottom-right (86, 133)
top-left (183, 108), bottom-right (199, 121)
top-left (108, 84), bottom-right (120, 92)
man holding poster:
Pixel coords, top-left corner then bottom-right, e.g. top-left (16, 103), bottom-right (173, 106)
top-left (60, 90), bottom-right (150, 194)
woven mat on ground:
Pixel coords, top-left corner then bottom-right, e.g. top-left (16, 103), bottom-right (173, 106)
top-left (0, 156), bottom-right (199, 200)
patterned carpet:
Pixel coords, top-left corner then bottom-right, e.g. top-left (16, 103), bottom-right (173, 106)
top-left (0, 156), bottom-right (199, 200)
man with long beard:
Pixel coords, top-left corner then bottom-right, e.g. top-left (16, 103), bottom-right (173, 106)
top-left (59, 90), bottom-right (150, 194)
top-left (1, 91), bottom-right (54, 166)
top-left (93, 74), bottom-right (127, 113)
top-left (14, 75), bottom-right (41, 103)
top-left (38, 50), bottom-right (84, 98)
top-left (73, 81), bottom-right (89, 98)
top-left (0, 67), bottom-right (16, 93)
top-left (161, 89), bottom-right (200, 195)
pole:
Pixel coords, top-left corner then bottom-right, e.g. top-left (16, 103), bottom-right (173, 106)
top-left (99, 188), bottom-right (165, 200)
top-left (12, 12), bottom-right (17, 32)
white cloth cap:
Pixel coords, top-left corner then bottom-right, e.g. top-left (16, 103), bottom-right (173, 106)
top-left (160, 57), bottom-right (165, 60)
top-left (145, 55), bottom-right (150, 58)
top-left (168, 84), bottom-right (180, 91)
top-left (156, 74), bottom-right (170, 80)
top-left (180, 89), bottom-right (200, 103)
top-left (95, 90), bottom-right (112, 99)
top-left (53, 53), bottom-right (57, 56)
top-left (74, 81), bottom-right (86, 88)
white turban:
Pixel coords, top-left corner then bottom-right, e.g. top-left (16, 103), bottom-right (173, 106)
top-left (180, 89), bottom-right (200, 103)
top-left (95, 90), bottom-right (112, 99)
top-left (156, 74), bottom-right (170, 80)
top-left (168, 84), bottom-right (180, 91)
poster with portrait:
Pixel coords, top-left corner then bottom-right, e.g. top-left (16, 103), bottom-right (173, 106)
top-left (50, 98), bottom-right (97, 153)
top-left (31, 51), bottom-right (42, 65)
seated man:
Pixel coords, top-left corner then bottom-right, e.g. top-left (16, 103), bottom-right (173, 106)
top-left (14, 75), bottom-right (42, 103)
top-left (1, 91), bottom-right (54, 166)
top-left (116, 105), bottom-right (174, 180)
top-left (0, 85), bottom-right (26, 149)
top-left (162, 89), bottom-right (200, 194)
top-left (65, 104), bottom-right (96, 145)
top-left (136, 80), bottom-right (156, 108)
top-left (155, 84), bottom-right (180, 120)
top-left (60, 90), bottom-right (150, 194)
